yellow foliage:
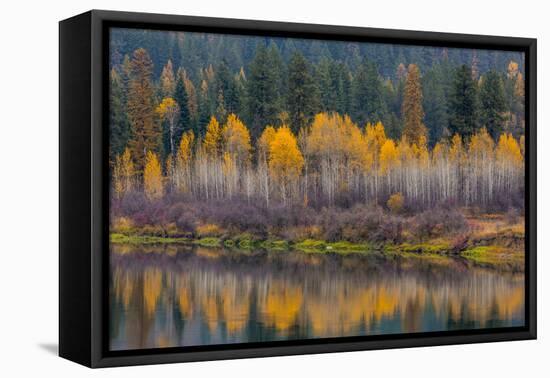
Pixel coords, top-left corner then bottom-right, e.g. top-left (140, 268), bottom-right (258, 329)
top-left (263, 284), bottom-right (303, 331)
top-left (364, 121), bottom-right (387, 172)
top-left (269, 126), bottom-right (304, 182)
top-left (432, 141), bottom-right (448, 162)
top-left (468, 128), bottom-right (495, 160)
top-left (222, 152), bottom-right (236, 177)
top-left (113, 148), bottom-right (135, 198)
top-left (196, 223), bottom-right (224, 237)
top-left (307, 112), bottom-right (340, 156)
top-left (307, 112), bottom-right (374, 172)
top-left (496, 133), bottom-right (523, 167)
top-left (177, 130), bottom-right (195, 166)
top-left (380, 139), bottom-right (400, 174)
top-left (143, 268), bottom-right (162, 315)
top-left (159, 59), bottom-right (175, 96)
top-left (258, 125), bottom-right (277, 162)
top-left (507, 61), bottom-right (519, 79)
top-left (203, 116), bottom-right (222, 158)
top-left (143, 151), bottom-right (164, 200)
top-left (223, 113), bottom-right (251, 165)
top-left (449, 134), bottom-right (464, 163)
top-left (155, 97), bottom-right (179, 120)
top-left (111, 216), bottom-right (134, 234)
top-left (387, 192), bottom-right (405, 213)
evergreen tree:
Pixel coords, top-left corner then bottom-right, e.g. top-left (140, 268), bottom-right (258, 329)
top-left (215, 59), bottom-right (240, 116)
top-left (423, 64), bottom-right (449, 145)
top-left (268, 43), bottom-right (285, 114)
top-left (109, 68), bottom-right (130, 161)
top-left (246, 44), bottom-right (281, 136)
top-left (317, 57), bottom-right (337, 112)
top-left (449, 64), bottom-right (479, 139)
top-left (480, 70), bottom-right (507, 139)
top-left (352, 59), bottom-right (387, 126)
top-left (287, 51), bottom-right (320, 133)
top-left (174, 75), bottom-right (192, 136)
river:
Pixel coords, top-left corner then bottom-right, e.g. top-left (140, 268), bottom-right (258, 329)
top-left (109, 244), bottom-right (524, 351)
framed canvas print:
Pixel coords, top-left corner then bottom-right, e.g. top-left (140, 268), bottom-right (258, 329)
top-left (59, 10), bottom-right (536, 368)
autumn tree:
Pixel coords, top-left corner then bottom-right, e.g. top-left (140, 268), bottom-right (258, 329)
top-left (127, 48), bottom-right (160, 174)
top-left (159, 59), bottom-right (176, 98)
top-left (380, 139), bottom-right (399, 175)
top-left (222, 114), bottom-right (251, 167)
top-left (402, 64), bottom-right (427, 145)
top-left (156, 97), bottom-right (180, 168)
top-left (174, 130), bottom-right (194, 192)
top-left (143, 151), bottom-right (164, 200)
top-left (258, 126), bottom-right (277, 206)
top-left (112, 148), bottom-right (135, 198)
top-left (203, 116), bottom-right (222, 159)
top-left (269, 126), bottom-right (304, 204)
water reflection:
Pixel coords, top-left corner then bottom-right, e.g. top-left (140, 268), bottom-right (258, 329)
top-left (109, 245), bottom-right (524, 351)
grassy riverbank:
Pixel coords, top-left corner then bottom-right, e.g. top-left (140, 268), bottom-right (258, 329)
top-left (110, 208), bottom-right (525, 269)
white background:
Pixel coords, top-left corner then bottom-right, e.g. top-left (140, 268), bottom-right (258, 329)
top-left (0, 0), bottom-right (547, 376)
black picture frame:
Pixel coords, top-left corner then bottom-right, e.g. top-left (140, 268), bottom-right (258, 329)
top-left (59, 9), bottom-right (537, 368)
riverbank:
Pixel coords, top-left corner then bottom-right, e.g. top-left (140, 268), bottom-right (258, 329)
top-left (110, 225), bottom-right (524, 269)
top-left (110, 209), bottom-right (525, 270)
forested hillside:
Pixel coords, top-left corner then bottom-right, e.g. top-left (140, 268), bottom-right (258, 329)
top-left (110, 28), bottom-right (525, 158)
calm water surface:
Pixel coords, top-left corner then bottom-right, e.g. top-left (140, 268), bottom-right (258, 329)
top-left (109, 245), bottom-right (524, 351)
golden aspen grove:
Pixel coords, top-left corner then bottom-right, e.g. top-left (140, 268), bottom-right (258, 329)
top-left (108, 27), bottom-right (526, 351)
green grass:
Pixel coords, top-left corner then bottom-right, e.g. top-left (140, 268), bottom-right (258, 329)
top-left (110, 233), bottom-right (190, 245)
top-left (110, 231), bottom-right (523, 271)
top-left (193, 237), bottom-right (222, 247)
top-left (396, 242), bottom-right (452, 254)
top-left (461, 245), bottom-right (523, 267)
top-left (258, 239), bottom-right (290, 251)
top-left (294, 239), bottom-right (374, 254)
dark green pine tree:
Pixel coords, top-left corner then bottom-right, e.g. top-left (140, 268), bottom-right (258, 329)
top-left (352, 59), bottom-right (387, 126)
top-left (246, 44), bottom-right (281, 136)
top-left (109, 68), bottom-right (130, 162)
top-left (268, 42), bottom-right (286, 117)
top-left (381, 79), bottom-right (402, 140)
top-left (449, 65), bottom-right (479, 139)
top-left (422, 65), bottom-right (449, 145)
top-left (333, 62), bottom-right (350, 116)
top-left (215, 59), bottom-right (240, 116)
top-left (317, 57), bottom-right (338, 112)
top-left (480, 70), bottom-right (507, 139)
top-left (287, 51), bottom-right (320, 133)
top-left (174, 75), bottom-right (192, 137)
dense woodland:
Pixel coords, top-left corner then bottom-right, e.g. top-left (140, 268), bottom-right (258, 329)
top-left (109, 29), bottom-right (525, 242)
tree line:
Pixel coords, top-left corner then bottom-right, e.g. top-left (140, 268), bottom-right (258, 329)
top-left (113, 110), bottom-right (523, 210)
top-left (110, 43), bottom-right (525, 160)
top-left (110, 44), bottom-right (524, 210)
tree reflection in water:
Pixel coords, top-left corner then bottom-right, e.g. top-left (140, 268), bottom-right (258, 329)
top-left (109, 245), bottom-right (524, 351)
